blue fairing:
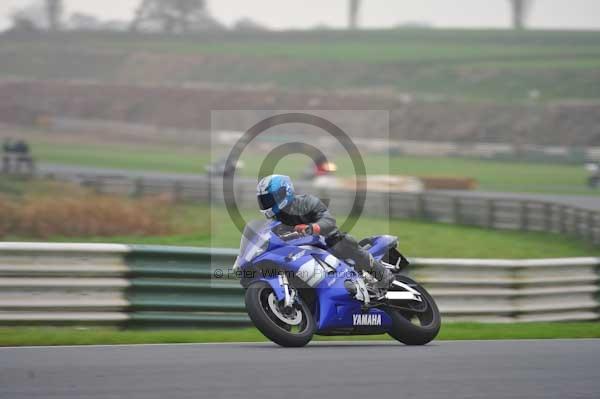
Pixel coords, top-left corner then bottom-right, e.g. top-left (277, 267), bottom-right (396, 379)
top-left (364, 235), bottom-right (399, 261)
top-left (237, 220), bottom-right (394, 333)
top-left (256, 275), bottom-right (286, 301)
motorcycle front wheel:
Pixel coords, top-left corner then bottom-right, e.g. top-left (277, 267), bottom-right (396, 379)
top-left (245, 281), bottom-right (315, 347)
top-left (385, 275), bottom-right (441, 345)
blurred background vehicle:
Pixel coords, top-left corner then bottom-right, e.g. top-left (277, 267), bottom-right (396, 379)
top-left (302, 155), bottom-right (338, 181)
top-left (205, 156), bottom-right (244, 178)
top-left (1, 137), bottom-right (35, 176)
top-left (586, 162), bottom-right (599, 188)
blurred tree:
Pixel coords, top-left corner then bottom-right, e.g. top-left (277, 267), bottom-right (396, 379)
top-left (509, 0), bottom-right (533, 30)
top-left (234, 18), bottom-right (268, 32)
top-left (68, 13), bottom-right (102, 31)
top-left (9, 2), bottom-right (47, 31)
top-left (348, 0), bottom-right (361, 30)
top-left (130, 0), bottom-right (214, 33)
top-left (9, 14), bottom-right (38, 33)
top-left (45, 0), bottom-right (63, 31)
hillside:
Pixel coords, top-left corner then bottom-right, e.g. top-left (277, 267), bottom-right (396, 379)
top-left (0, 29), bottom-right (599, 102)
top-left (1, 80), bottom-right (599, 146)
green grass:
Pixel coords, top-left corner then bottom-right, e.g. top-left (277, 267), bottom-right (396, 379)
top-left (386, 156), bottom-right (593, 194)
top-left (32, 141), bottom-right (209, 174)
top-left (1, 29), bottom-right (599, 101)
top-left (6, 29), bottom-right (600, 64)
top-left (3, 176), bottom-right (597, 259)
top-left (104, 38), bottom-right (600, 65)
top-left (3, 172), bottom-right (600, 259)
top-left (28, 138), bottom-right (598, 195)
top-left (37, 204), bottom-right (600, 259)
top-left (1, 323), bottom-right (599, 346)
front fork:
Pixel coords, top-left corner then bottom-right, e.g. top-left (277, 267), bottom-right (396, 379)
top-left (278, 272), bottom-right (296, 309)
top-left (258, 272), bottom-right (297, 308)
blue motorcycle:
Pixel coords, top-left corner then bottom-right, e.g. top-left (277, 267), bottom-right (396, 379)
top-left (234, 220), bottom-right (441, 347)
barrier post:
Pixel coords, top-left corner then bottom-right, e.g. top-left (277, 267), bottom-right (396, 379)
top-left (486, 199), bottom-right (495, 228)
top-left (520, 201), bottom-right (529, 231)
top-left (452, 197), bottom-right (461, 224)
top-left (544, 203), bottom-right (553, 232)
top-left (416, 194), bottom-right (426, 219)
top-left (133, 178), bottom-right (144, 198)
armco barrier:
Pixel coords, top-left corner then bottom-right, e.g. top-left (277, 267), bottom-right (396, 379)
top-left (0, 243), bottom-right (130, 325)
top-left (0, 243), bottom-right (598, 326)
top-left (125, 246), bottom-right (248, 327)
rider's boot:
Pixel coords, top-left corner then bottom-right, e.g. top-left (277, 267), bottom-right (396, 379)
top-left (369, 256), bottom-right (395, 295)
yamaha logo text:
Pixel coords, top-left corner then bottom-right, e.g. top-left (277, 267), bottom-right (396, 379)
top-left (352, 313), bottom-right (382, 326)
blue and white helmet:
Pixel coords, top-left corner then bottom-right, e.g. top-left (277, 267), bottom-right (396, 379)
top-left (256, 175), bottom-right (295, 218)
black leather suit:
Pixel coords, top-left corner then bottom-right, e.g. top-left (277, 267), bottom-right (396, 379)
top-left (275, 194), bottom-right (388, 280)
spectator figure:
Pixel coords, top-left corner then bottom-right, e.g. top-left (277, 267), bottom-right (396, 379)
top-left (2, 138), bottom-right (13, 174)
top-left (13, 139), bottom-right (35, 176)
top-left (586, 162), bottom-right (600, 189)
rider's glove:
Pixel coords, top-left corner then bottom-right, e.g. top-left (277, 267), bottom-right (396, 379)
top-left (294, 224), bottom-right (321, 236)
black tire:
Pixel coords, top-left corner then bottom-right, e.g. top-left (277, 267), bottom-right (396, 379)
top-left (245, 281), bottom-right (315, 347)
top-left (385, 275), bottom-right (441, 345)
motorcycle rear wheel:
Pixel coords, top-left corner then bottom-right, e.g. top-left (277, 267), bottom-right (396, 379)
top-left (385, 275), bottom-right (441, 345)
top-left (245, 281), bottom-right (315, 347)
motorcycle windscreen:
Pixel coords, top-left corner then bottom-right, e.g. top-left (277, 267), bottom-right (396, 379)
top-left (238, 220), bottom-right (271, 264)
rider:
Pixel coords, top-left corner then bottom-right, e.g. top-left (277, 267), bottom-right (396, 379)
top-left (256, 174), bottom-right (395, 290)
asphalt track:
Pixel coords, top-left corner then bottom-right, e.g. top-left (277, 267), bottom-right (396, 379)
top-left (1, 340), bottom-right (599, 399)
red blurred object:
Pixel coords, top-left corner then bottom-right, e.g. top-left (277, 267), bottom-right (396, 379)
top-left (314, 161), bottom-right (337, 177)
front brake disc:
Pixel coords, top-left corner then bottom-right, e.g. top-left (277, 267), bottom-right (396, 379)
top-left (267, 293), bottom-right (303, 326)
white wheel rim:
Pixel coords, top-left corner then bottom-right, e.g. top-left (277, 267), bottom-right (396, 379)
top-left (267, 293), bottom-right (303, 326)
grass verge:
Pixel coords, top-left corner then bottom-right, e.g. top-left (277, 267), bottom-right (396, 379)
top-left (1, 323), bottom-right (599, 347)
top-left (25, 138), bottom-right (598, 195)
top-left (2, 30), bottom-right (600, 101)
top-left (11, 202), bottom-right (600, 258)
top-left (3, 179), bottom-right (600, 258)
top-left (2, 122), bottom-right (598, 195)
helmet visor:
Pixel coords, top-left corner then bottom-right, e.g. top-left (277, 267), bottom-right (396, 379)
top-left (257, 193), bottom-right (276, 210)
top-left (257, 187), bottom-right (288, 211)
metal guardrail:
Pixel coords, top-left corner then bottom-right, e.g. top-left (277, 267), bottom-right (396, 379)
top-left (0, 243), bottom-right (598, 326)
top-left (0, 243), bottom-right (130, 325)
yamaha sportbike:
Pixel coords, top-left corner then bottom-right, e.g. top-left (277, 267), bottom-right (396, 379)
top-left (234, 220), bottom-right (441, 347)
